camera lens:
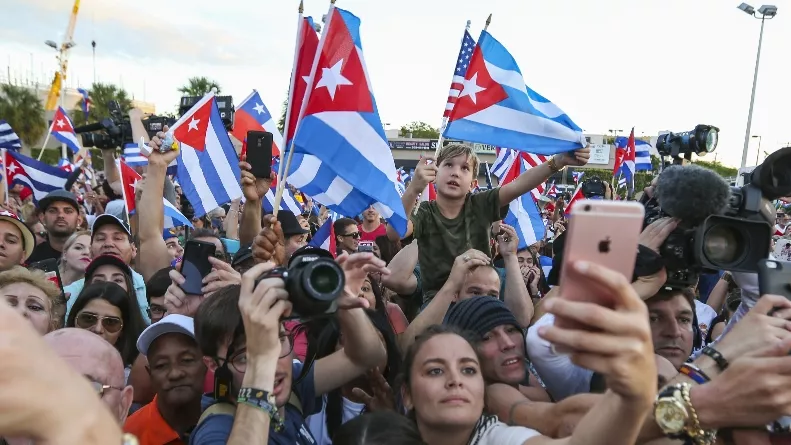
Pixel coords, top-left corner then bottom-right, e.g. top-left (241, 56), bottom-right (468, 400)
top-left (703, 224), bottom-right (744, 265)
top-left (308, 263), bottom-right (342, 299)
top-left (706, 130), bottom-right (718, 153)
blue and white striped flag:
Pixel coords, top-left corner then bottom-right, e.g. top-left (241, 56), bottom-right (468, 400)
top-left (5, 151), bottom-right (69, 203)
top-left (164, 197), bottom-right (192, 228)
top-left (122, 143), bottom-right (177, 174)
top-left (0, 120), bottom-right (22, 151)
top-left (443, 30), bottom-right (585, 155)
top-left (263, 187), bottom-right (303, 215)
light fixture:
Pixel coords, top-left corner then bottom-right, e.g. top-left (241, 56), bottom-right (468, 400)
top-left (758, 5), bottom-right (778, 17)
top-left (44, 40), bottom-right (57, 49)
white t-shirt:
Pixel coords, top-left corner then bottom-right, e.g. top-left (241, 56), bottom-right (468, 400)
top-left (695, 300), bottom-right (717, 342)
top-left (469, 415), bottom-right (541, 445)
top-left (525, 314), bottom-right (594, 401)
top-left (306, 395), bottom-right (366, 445)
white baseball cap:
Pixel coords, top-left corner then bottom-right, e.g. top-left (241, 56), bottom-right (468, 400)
top-left (136, 314), bottom-right (195, 356)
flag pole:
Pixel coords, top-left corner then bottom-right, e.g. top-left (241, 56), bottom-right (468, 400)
top-left (36, 118), bottom-right (57, 161)
top-left (117, 160), bottom-right (132, 225)
top-left (1, 149), bottom-right (7, 205)
top-left (273, 0), bottom-right (305, 213)
top-left (273, 0), bottom-right (336, 216)
top-left (434, 19), bottom-right (473, 159)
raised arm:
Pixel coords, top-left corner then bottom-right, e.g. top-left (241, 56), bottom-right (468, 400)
top-left (496, 224), bottom-right (533, 326)
top-left (499, 147), bottom-right (590, 206)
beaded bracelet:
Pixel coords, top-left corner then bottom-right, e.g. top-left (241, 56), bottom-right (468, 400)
top-left (701, 345), bottom-right (729, 371)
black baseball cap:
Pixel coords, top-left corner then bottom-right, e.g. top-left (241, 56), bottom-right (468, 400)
top-left (232, 244), bottom-right (253, 268)
top-left (85, 254), bottom-right (132, 279)
top-left (38, 190), bottom-right (79, 212)
top-left (91, 214), bottom-right (132, 238)
top-left (277, 211), bottom-right (309, 237)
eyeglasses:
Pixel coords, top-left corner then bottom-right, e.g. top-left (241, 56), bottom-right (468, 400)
top-left (35, 231), bottom-right (47, 237)
top-left (147, 304), bottom-right (166, 317)
top-left (341, 232), bottom-right (360, 240)
top-left (220, 333), bottom-right (294, 373)
top-left (75, 312), bottom-right (124, 333)
top-left (88, 380), bottom-right (124, 397)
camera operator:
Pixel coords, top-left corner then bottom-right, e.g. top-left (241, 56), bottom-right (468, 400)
top-left (189, 252), bottom-right (388, 444)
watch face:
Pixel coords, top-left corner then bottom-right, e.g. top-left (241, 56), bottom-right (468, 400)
top-left (655, 399), bottom-right (688, 433)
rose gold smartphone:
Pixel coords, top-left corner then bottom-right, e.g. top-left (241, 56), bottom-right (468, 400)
top-left (555, 200), bottom-right (644, 329)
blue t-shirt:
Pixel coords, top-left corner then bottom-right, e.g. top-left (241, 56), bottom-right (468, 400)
top-left (190, 362), bottom-right (320, 445)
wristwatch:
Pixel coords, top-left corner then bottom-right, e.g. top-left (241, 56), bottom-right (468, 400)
top-left (653, 383), bottom-right (716, 445)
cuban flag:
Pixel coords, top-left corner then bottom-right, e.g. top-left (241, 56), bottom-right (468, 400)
top-left (397, 167), bottom-right (410, 184)
top-left (58, 158), bottom-right (74, 173)
top-left (492, 148), bottom-right (547, 201)
top-left (564, 173), bottom-right (585, 216)
top-left (443, 30), bottom-right (584, 155)
top-left (171, 94), bottom-right (243, 217)
top-left (615, 134), bottom-right (653, 172)
top-left (539, 254), bottom-right (553, 281)
top-left (492, 148), bottom-right (546, 250)
top-left (50, 106), bottom-right (81, 154)
top-left (284, 16), bottom-right (321, 146)
top-left (263, 186), bottom-right (303, 215)
top-left (0, 120), bottom-right (22, 151)
top-left (546, 181), bottom-right (557, 198)
top-left (232, 90), bottom-right (283, 156)
top-left (614, 128), bottom-right (636, 187)
top-left (571, 171), bottom-right (583, 184)
top-left (122, 143), bottom-right (177, 174)
top-left (77, 88), bottom-right (91, 123)
top-left (163, 198), bottom-right (192, 228)
top-left (5, 151), bottom-right (69, 203)
top-left (286, 7), bottom-right (408, 236)
top-left (309, 218), bottom-right (336, 256)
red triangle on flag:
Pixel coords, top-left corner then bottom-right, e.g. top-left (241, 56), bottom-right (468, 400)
top-left (448, 45), bottom-right (508, 121)
top-left (173, 99), bottom-right (213, 151)
top-left (53, 107), bottom-right (75, 133)
top-left (119, 160), bottom-right (142, 214)
top-left (304, 9), bottom-right (374, 115)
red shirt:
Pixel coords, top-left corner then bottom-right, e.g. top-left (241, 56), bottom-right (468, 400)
top-left (359, 223), bottom-right (386, 242)
top-left (124, 395), bottom-right (184, 445)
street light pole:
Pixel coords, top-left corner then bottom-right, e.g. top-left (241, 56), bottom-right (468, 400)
top-left (741, 15), bottom-right (765, 168)
top-left (738, 3), bottom-right (778, 169)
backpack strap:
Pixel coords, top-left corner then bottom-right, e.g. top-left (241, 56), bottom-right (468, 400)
top-left (198, 402), bottom-right (237, 426)
top-left (288, 391), bottom-right (303, 415)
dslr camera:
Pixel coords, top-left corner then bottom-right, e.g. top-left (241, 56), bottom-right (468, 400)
top-left (581, 176), bottom-right (607, 199)
top-left (255, 246), bottom-right (345, 319)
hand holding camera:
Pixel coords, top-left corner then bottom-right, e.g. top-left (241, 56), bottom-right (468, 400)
top-left (239, 262), bottom-right (292, 361)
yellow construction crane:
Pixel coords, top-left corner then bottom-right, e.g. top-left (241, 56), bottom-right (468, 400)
top-left (44, 0), bottom-right (80, 111)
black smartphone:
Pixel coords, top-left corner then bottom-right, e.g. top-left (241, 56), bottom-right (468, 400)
top-left (29, 259), bottom-right (64, 294)
top-left (757, 259), bottom-right (791, 299)
top-left (246, 131), bottom-right (273, 180)
top-left (180, 240), bottom-right (216, 295)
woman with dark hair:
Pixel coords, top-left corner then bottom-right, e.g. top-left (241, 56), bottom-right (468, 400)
top-left (359, 275), bottom-right (408, 336)
top-left (66, 282), bottom-right (147, 373)
top-left (374, 235), bottom-right (400, 264)
top-left (332, 411), bottom-right (426, 445)
top-left (306, 308), bottom-right (403, 445)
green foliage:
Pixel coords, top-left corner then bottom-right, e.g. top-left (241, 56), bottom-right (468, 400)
top-left (278, 97), bottom-right (287, 135)
top-left (71, 82), bottom-right (133, 125)
top-left (178, 77), bottom-right (222, 97)
top-left (0, 84), bottom-right (47, 149)
top-left (689, 159), bottom-right (738, 178)
top-left (399, 121), bottom-right (439, 139)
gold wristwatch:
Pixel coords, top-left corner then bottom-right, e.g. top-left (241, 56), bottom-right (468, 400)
top-left (653, 383), bottom-right (716, 445)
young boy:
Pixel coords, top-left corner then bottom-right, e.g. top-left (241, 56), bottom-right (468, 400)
top-left (387, 143), bottom-right (589, 303)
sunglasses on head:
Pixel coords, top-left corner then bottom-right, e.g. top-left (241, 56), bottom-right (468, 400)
top-left (75, 311), bottom-right (124, 333)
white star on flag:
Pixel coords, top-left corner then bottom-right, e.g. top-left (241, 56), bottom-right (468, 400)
top-left (459, 72), bottom-right (487, 104)
top-left (315, 59), bottom-right (352, 100)
top-left (131, 179), bottom-right (139, 190)
top-left (188, 118), bottom-right (200, 132)
top-left (56, 119), bottom-right (65, 128)
top-left (7, 164), bottom-right (17, 174)
top-left (253, 103), bottom-right (264, 114)
top-left (302, 75), bottom-right (311, 85)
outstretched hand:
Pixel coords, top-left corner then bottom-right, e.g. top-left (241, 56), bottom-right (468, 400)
top-left (336, 252), bottom-right (389, 310)
top-left (351, 367), bottom-right (396, 413)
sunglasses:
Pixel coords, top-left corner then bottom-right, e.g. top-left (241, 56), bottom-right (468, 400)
top-left (75, 312), bottom-right (124, 333)
top-left (341, 232), bottom-right (361, 240)
top-left (88, 380), bottom-right (124, 397)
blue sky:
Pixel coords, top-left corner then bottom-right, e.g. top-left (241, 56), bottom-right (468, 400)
top-left (2, 0), bottom-right (789, 168)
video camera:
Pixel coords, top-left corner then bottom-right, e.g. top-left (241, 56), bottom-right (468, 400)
top-left (656, 125), bottom-right (720, 165)
top-left (255, 246), bottom-right (345, 319)
top-left (74, 100), bottom-right (179, 149)
top-left (179, 95), bottom-right (234, 131)
top-left (643, 144), bottom-right (791, 288)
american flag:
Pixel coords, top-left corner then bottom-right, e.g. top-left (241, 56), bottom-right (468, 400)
top-left (443, 29), bottom-right (476, 118)
top-left (491, 148), bottom-right (548, 201)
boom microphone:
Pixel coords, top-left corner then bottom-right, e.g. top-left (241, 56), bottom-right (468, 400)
top-left (655, 165), bottom-right (730, 225)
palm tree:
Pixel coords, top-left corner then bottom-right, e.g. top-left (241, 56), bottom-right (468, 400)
top-left (0, 84), bottom-right (47, 154)
top-left (71, 82), bottom-right (133, 125)
top-left (178, 77), bottom-right (222, 97)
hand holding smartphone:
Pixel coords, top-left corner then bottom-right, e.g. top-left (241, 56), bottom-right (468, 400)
top-left (556, 200), bottom-right (645, 329)
top-left (180, 240), bottom-right (217, 295)
top-left (246, 131), bottom-right (273, 180)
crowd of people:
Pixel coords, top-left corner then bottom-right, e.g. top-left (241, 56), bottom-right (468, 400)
top-left (0, 109), bottom-right (791, 445)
